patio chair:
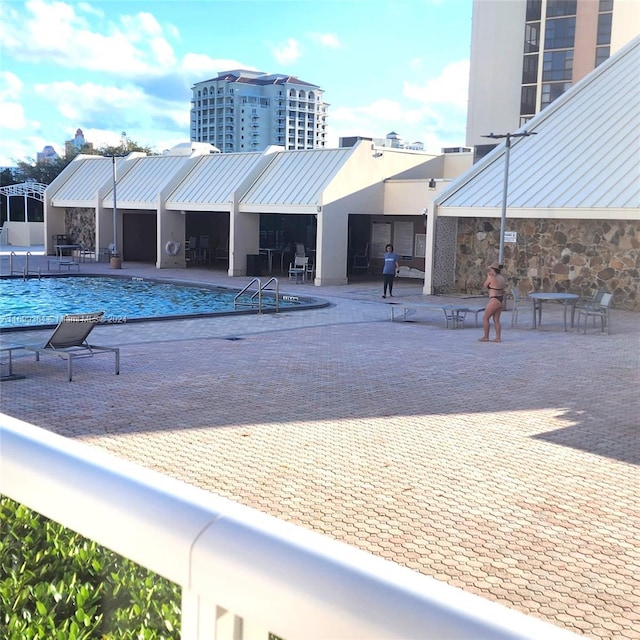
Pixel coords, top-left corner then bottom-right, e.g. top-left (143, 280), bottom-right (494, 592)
top-left (185, 237), bottom-right (198, 264)
top-left (305, 255), bottom-right (315, 281)
top-left (98, 243), bottom-right (116, 262)
top-left (216, 246), bottom-right (229, 262)
top-left (352, 243), bottom-right (370, 273)
top-left (199, 235), bottom-right (211, 264)
top-left (77, 243), bottom-right (96, 262)
top-left (576, 292), bottom-right (613, 334)
top-left (576, 288), bottom-right (605, 309)
top-left (510, 287), bottom-right (523, 327)
top-left (288, 256), bottom-right (308, 283)
top-left (23, 311), bottom-right (120, 381)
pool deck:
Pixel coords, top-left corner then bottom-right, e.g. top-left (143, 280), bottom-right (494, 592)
top-left (2, 256), bottom-right (640, 639)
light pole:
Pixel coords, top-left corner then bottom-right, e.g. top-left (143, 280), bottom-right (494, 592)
top-left (482, 131), bottom-right (537, 265)
top-left (109, 132), bottom-right (127, 266)
top-left (111, 155), bottom-right (118, 258)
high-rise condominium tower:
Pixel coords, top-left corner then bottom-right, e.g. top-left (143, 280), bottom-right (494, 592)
top-left (190, 70), bottom-right (329, 153)
top-left (466, 0), bottom-right (640, 150)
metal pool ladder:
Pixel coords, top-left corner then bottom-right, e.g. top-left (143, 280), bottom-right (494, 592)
top-left (234, 277), bottom-right (280, 314)
top-left (9, 252), bottom-right (41, 279)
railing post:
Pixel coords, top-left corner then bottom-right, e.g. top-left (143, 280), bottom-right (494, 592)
top-left (182, 591), bottom-right (269, 640)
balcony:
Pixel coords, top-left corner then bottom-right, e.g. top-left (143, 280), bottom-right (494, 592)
top-left (1, 418), bottom-right (579, 640)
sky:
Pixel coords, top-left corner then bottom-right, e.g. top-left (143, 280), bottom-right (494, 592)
top-left (0, 0), bottom-right (474, 166)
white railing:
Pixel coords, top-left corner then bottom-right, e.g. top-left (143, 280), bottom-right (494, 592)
top-left (0, 415), bottom-right (579, 640)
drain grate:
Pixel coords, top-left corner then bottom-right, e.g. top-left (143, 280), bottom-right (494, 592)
top-left (223, 336), bottom-right (244, 341)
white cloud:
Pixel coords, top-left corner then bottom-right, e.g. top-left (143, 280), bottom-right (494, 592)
top-left (181, 54), bottom-right (255, 79)
top-left (323, 60), bottom-right (470, 152)
top-left (0, 0), bottom-right (179, 78)
top-left (0, 134), bottom-right (59, 166)
top-left (308, 33), bottom-right (341, 48)
top-left (76, 2), bottom-right (104, 18)
top-left (327, 62), bottom-right (470, 155)
top-left (0, 71), bottom-right (22, 101)
top-left (0, 72), bottom-right (27, 131)
top-left (404, 60), bottom-right (470, 109)
top-left (34, 81), bottom-right (140, 122)
top-left (272, 38), bottom-right (301, 65)
top-left (331, 99), bottom-right (425, 130)
top-left (0, 102), bottom-right (28, 131)
top-left (33, 80), bottom-right (188, 135)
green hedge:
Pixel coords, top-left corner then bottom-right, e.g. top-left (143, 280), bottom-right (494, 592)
top-left (0, 496), bottom-right (181, 639)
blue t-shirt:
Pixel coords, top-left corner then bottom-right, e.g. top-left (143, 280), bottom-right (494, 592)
top-left (382, 252), bottom-right (399, 275)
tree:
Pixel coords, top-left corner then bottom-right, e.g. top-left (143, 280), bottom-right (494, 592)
top-left (13, 138), bottom-right (157, 185)
top-left (15, 156), bottom-right (73, 185)
top-left (0, 168), bottom-right (18, 187)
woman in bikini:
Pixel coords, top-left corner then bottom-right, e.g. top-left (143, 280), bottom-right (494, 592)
top-left (479, 262), bottom-right (506, 342)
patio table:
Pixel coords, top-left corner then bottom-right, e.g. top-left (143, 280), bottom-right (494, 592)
top-left (55, 243), bottom-right (80, 258)
top-left (529, 292), bottom-right (579, 331)
top-left (259, 248), bottom-right (282, 275)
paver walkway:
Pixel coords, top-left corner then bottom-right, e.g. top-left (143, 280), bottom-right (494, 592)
top-left (1, 257), bottom-right (639, 638)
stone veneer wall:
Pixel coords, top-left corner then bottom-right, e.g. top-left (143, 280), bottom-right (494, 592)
top-left (64, 207), bottom-right (95, 249)
top-left (433, 217), bottom-right (458, 293)
top-left (455, 218), bottom-right (640, 311)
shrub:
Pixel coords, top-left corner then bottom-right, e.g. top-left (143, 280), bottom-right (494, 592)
top-left (0, 496), bottom-right (181, 639)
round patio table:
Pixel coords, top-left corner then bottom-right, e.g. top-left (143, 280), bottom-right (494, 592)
top-left (528, 292), bottom-right (579, 331)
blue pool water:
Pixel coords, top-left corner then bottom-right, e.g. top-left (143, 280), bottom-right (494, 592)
top-left (0, 276), bottom-right (321, 330)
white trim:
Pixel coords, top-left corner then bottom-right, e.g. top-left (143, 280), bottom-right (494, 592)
top-left (436, 207), bottom-right (640, 220)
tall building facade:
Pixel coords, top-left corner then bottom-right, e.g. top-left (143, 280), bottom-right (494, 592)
top-left (466, 0), bottom-right (640, 150)
top-left (190, 70), bottom-right (329, 152)
top-left (65, 128), bottom-right (93, 157)
top-left (36, 145), bottom-right (59, 163)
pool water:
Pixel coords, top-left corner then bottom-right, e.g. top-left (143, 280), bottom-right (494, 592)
top-left (0, 276), bottom-right (315, 330)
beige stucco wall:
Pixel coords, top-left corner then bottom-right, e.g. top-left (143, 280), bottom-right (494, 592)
top-left (611, 1), bottom-right (640, 52)
top-left (2, 221), bottom-right (44, 247)
top-left (466, 0), bottom-right (526, 147)
top-left (454, 217), bottom-right (640, 310)
top-left (157, 205), bottom-right (186, 269)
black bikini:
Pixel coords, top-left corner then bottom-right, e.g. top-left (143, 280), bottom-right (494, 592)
top-left (488, 285), bottom-right (504, 303)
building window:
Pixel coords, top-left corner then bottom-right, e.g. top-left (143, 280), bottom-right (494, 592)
top-left (596, 12), bottom-right (612, 46)
top-left (520, 85), bottom-right (537, 115)
top-left (526, 0), bottom-right (542, 21)
top-left (595, 45), bottom-right (610, 67)
top-left (524, 22), bottom-right (540, 53)
top-left (546, 0), bottom-right (577, 18)
top-left (542, 50), bottom-right (573, 81)
top-left (599, 0), bottom-right (613, 10)
top-left (544, 16), bottom-right (576, 49)
top-left (522, 54), bottom-right (538, 83)
top-left (541, 81), bottom-right (572, 108)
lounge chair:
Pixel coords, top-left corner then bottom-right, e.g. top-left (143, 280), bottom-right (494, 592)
top-left (23, 311), bottom-right (120, 381)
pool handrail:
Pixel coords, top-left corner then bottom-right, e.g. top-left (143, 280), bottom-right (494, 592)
top-left (234, 277), bottom-right (280, 314)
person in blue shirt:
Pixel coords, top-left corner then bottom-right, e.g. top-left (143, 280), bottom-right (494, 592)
top-left (381, 244), bottom-right (400, 298)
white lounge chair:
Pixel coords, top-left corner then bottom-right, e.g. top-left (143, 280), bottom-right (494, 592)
top-left (23, 311), bottom-right (120, 381)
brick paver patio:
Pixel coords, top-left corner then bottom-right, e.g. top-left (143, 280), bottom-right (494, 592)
top-left (2, 257), bottom-right (639, 638)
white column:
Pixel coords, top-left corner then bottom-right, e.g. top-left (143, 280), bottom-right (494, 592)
top-left (157, 201), bottom-right (187, 269)
top-left (423, 207), bottom-right (437, 295)
top-left (315, 206), bottom-right (348, 286)
top-left (229, 210), bottom-right (260, 276)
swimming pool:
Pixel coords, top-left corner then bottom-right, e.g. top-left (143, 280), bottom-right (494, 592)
top-left (0, 275), bottom-right (327, 331)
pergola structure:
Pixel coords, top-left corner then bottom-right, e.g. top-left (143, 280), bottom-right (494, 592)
top-left (0, 182), bottom-right (47, 221)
